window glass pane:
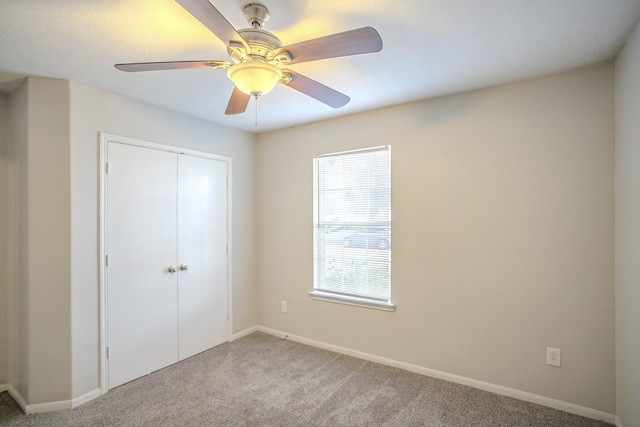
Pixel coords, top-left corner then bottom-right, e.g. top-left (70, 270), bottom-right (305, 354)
top-left (313, 147), bottom-right (391, 303)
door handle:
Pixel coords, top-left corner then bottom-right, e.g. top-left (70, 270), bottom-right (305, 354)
top-left (180, 264), bottom-right (189, 271)
top-left (168, 266), bottom-right (177, 273)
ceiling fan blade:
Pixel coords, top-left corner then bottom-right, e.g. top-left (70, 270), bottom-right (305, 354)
top-left (175, 0), bottom-right (248, 48)
top-left (280, 70), bottom-right (350, 108)
top-left (225, 87), bottom-right (251, 115)
top-left (275, 27), bottom-right (382, 65)
top-left (115, 60), bottom-right (229, 72)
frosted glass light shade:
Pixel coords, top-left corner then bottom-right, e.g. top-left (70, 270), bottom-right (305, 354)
top-left (227, 62), bottom-right (282, 96)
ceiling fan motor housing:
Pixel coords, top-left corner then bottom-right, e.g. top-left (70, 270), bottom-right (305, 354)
top-left (229, 28), bottom-right (291, 65)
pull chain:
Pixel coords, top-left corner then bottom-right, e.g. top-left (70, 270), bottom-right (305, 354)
top-left (254, 95), bottom-right (259, 126)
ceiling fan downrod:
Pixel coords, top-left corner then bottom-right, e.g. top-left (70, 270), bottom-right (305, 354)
top-left (243, 3), bottom-right (269, 28)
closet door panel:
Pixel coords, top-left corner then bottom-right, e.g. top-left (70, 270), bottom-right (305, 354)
top-left (177, 155), bottom-right (228, 360)
top-left (106, 142), bottom-right (179, 388)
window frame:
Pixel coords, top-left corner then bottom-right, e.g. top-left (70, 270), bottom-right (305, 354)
top-left (309, 146), bottom-right (395, 312)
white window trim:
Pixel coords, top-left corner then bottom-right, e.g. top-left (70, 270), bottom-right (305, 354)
top-left (311, 146), bottom-right (394, 311)
top-left (309, 290), bottom-right (396, 311)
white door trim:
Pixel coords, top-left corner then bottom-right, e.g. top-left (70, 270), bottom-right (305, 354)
top-left (98, 132), bottom-right (233, 394)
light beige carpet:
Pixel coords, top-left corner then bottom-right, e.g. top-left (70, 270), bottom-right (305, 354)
top-left (0, 332), bottom-right (612, 426)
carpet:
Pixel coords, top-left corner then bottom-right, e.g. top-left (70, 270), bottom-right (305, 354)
top-left (0, 332), bottom-right (612, 426)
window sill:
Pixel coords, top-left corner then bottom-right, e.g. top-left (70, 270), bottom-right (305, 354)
top-left (308, 291), bottom-right (396, 312)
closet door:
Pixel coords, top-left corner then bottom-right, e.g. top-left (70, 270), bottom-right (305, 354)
top-left (177, 155), bottom-right (228, 360)
top-left (106, 142), bottom-right (179, 389)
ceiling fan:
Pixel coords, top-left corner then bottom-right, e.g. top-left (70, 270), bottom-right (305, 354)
top-left (115, 0), bottom-right (383, 115)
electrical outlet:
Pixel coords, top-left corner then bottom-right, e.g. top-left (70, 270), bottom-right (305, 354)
top-left (547, 347), bottom-right (561, 367)
top-left (281, 301), bottom-right (288, 313)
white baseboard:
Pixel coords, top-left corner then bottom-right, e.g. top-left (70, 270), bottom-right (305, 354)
top-left (4, 384), bottom-right (100, 415)
top-left (0, 383), bottom-right (8, 393)
top-left (7, 385), bottom-right (28, 413)
top-left (256, 326), bottom-right (617, 425)
top-left (230, 326), bottom-right (258, 341)
top-left (71, 388), bottom-right (101, 409)
top-left (615, 416), bottom-right (623, 427)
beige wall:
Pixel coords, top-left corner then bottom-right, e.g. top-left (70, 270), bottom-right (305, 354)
top-left (4, 78), bottom-right (73, 404)
top-left (257, 63), bottom-right (615, 413)
top-left (615, 19), bottom-right (640, 427)
top-left (0, 93), bottom-right (8, 385)
top-left (28, 78), bottom-right (73, 405)
top-left (67, 81), bottom-right (258, 398)
top-left (6, 81), bottom-right (27, 397)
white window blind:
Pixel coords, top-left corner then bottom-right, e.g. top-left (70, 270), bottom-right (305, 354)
top-left (311, 146), bottom-right (392, 310)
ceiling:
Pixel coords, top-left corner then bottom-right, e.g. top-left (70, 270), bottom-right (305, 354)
top-left (1, 0), bottom-right (640, 133)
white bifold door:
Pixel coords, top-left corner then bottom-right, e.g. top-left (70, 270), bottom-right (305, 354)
top-left (106, 141), bottom-right (228, 389)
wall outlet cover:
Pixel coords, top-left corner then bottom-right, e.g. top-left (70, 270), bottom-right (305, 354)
top-left (547, 347), bottom-right (561, 367)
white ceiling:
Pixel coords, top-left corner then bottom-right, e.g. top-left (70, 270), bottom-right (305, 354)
top-left (1, 0), bottom-right (640, 133)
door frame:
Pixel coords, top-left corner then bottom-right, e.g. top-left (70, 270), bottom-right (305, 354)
top-left (98, 132), bottom-right (233, 394)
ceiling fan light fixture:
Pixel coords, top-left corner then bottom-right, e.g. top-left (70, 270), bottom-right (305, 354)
top-left (227, 61), bottom-right (282, 97)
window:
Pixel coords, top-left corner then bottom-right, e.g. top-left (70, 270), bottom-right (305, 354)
top-left (310, 146), bottom-right (394, 311)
